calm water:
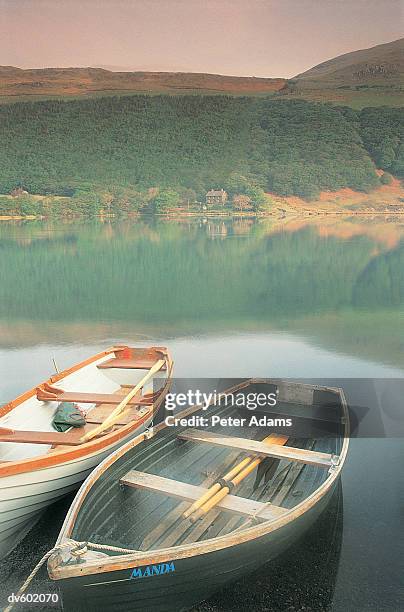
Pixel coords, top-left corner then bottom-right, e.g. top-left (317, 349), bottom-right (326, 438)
top-left (0, 216), bottom-right (403, 611)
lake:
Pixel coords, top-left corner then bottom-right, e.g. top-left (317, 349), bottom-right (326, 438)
top-left (0, 216), bottom-right (403, 611)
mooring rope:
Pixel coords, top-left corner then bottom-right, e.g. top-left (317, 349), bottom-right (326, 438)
top-left (69, 540), bottom-right (141, 555)
top-left (4, 539), bottom-right (140, 612)
top-left (4, 546), bottom-right (60, 612)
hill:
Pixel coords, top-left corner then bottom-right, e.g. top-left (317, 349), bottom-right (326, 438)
top-left (1, 95), bottom-right (402, 215)
top-left (0, 66), bottom-right (285, 101)
top-left (0, 39), bottom-right (402, 108)
top-left (294, 38), bottom-right (404, 87)
top-left (285, 38), bottom-right (404, 107)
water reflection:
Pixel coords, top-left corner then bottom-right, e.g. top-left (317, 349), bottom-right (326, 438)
top-left (0, 217), bottom-right (403, 611)
top-left (0, 216), bottom-right (403, 371)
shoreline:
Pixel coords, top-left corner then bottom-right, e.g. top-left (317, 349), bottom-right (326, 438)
top-left (1, 177), bottom-right (403, 222)
top-left (3, 210), bottom-right (404, 221)
top-left (3, 208), bottom-right (404, 222)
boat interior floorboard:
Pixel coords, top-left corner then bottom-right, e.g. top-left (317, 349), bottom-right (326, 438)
top-left (48, 386), bottom-right (148, 452)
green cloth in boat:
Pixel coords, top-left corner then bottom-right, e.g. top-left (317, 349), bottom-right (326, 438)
top-left (52, 402), bottom-right (86, 432)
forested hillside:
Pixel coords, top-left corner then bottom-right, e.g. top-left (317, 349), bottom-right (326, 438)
top-left (0, 95), bottom-right (402, 210)
top-left (359, 107), bottom-right (404, 177)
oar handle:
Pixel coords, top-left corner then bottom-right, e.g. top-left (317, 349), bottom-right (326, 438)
top-left (183, 456), bottom-right (253, 519)
top-left (191, 434), bottom-right (288, 520)
top-left (191, 486), bottom-right (231, 522)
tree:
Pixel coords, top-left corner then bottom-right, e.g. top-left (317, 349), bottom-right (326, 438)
top-left (259, 194), bottom-right (276, 212)
top-left (232, 194), bottom-right (252, 211)
top-left (245, 185), bottom-right (266, 210)
top-left (380, 172), bottom-right (393, 185)
top-left (0, 95), bottom-right (399, 206)
top-left (16, 195), bottom-right (42, 216)
top-left (70, 190), bottom-right (102, 215)
top-left (375, 144), bottom-right (397, 169)
top-left (225, 172), bottom-right (250, 196)
top-left (179, 187), bottom-right (197, 207)
top-left (99, 190), bottom-right (114, 215)
top-left (153, 189), bottom-right (180, 212)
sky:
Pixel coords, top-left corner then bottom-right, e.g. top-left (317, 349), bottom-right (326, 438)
top-left (0, 0), bottom-right (403, 77)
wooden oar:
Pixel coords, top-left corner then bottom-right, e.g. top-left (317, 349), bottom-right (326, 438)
top-left (184, 433), bottom-right (285, 520)
top-left (190, 434), bottom-right (288, 522)
top-left (183, 456), bottom-right (253, 519)
top-left (80, 359), bottom-right (166, 443)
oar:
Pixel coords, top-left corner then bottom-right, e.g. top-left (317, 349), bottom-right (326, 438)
top-left (80, 359), bottom-right (166, 443)
top-left (183, 456), bottom-right (253, 519)
top-left (190, 434), bottom-right (288, 522)
top-left (184, 433), bottom-right (285, 519)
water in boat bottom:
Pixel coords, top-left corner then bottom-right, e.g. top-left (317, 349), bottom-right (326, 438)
top-left (0, 483), bottom-right (342, 612)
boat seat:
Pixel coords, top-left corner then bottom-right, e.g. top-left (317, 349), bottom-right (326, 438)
top-left (50, 404), bottom-right (151, 451)
top-left (97, 346), bottom-right (168, 371)
top-left (0, 427), bottom-right (85, 446)
top-left (120, 470), bottom-right (287, 521)
top-left (0, 400), bottom-right (152, 448)
top-left (36, 383), bottom-right (155, 406)
top-left (97, 357), bottom-right (167, 370)
top-left (178, 429), bottom-right (337, 468)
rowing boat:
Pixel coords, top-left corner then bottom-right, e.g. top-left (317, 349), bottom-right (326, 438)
top-left (48, 378), bottom-right (349, 611)
top-left (0, 345), bottom-right (173, 561)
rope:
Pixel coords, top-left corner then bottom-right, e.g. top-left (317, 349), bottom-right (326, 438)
top-left (80, 541), bottom-right (140, 554)
top-left (4, 546), bottom-right (60, 612)
top-left (4, 539), bottom-right (140, 612)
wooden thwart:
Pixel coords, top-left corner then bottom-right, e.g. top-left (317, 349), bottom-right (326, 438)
top-left (140, 449), bottom-right (246, 551)
top-left (184, 434), bottom-right (288, 522)
top-left (120, 470), bottom-right (287, 521)
top-left (36, 389), bottom-right (153, 406)
top-left (178, 429), bottom-right (336, 468)
top-left (98, 358), bottom-right (167, 370)
top-left (0, 428), bottom-right (83, 446)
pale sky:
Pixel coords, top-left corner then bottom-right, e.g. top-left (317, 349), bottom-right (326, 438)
top-left (0, 0), bottom-right (403, 77)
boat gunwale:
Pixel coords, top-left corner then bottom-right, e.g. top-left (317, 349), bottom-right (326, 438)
top-left (0, 347), bottom-right (173, 478)
top-left (48, 378), bottom-right (349, 580)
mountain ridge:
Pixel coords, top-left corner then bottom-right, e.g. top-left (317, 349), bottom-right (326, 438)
top-left (0, 38), bottom-right (402, 107)
top-left (0, 66), bottom-right (286, 98)
top-left (294, 37), bottom-right (403, 85)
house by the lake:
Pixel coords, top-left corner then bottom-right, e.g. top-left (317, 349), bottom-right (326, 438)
top-left (206, 189), bottom-right (228, 206)
top-left (10, 187), bottom-right (29, 197)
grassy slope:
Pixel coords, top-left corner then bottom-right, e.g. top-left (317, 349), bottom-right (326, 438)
top-left (284, 38), bottom-right (404, 108)
top-left (294, 38), bottom-right (404, 87)
top-left (280, 89), bottom-right (404, 110)
top-left (0, 39), bottom-right (402, 109)
top-left (0, 66), bottom-right (286, 102)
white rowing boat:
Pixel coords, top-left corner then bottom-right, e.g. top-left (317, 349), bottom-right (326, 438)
top-left (0, 345), bottom-right (173, 560)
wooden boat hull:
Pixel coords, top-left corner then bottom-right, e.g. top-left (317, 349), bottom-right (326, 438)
top-left (55, 483), bottom-right (336, 612)
top-left (0, 424), bottom-right (151, 561)
top-left (0, 345), bottom-right (172, 560)
top-left (48, 379), bottom-right (349, 611)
